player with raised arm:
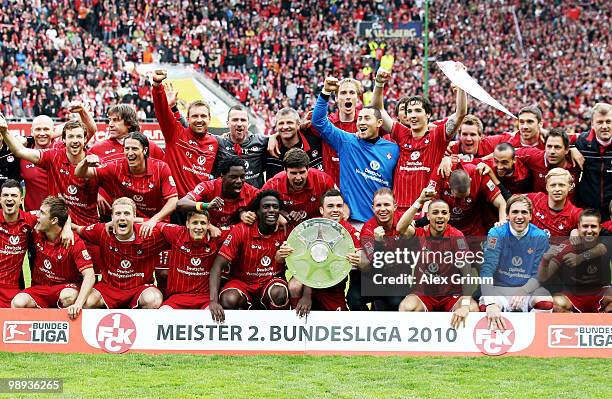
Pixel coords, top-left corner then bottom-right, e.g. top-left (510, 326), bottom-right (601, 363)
top-left (11, 196), bottom-right (95, 319)
top-left (209, 190), bottom-right (290, 322)
top-left (159, 210), bottom-right (223, 309)
top-left (288, 189), bottom-right (363, 316)
top-left (177, 155), bottom-right (258, 230)
top-left (372, 66), bottom-right (467, 212)
top-left (396, 188), bottom-right (478, 329)
top-left (213, 105), bottom-right (268, 188)
top-left (74, 197), bottom-right (169, 309)
top-left (480, 195), bottom-right (552, 330)
top-left (539, 209), bottom-right (612, 313)
top-left (312, 76), bottom-right (399, 224)
top-left (263, 148), bottom-right (335, 225)
top-left (151, 69), bottom-right (218, 199)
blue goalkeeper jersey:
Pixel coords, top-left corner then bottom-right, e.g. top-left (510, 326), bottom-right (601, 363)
top-left (312, 95), bottom-right (399, 222)
top-left (480, 223), bottom-right (549, 287)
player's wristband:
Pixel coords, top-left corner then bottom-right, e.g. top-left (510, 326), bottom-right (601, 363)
top-left (321, 88), bottom-right (332, 96)
top-left (375, 81), bottom-right (385, 88)
top-left (195, 202), bottom-right (210, 211)
top-left (411, 200), bottom-right (423, 210)
top-left (461, 298), bottom-right (471, 307)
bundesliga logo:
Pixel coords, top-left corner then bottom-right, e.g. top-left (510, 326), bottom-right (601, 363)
top-left (96, 313), bottom-right (137, 354)
top-left (3, 321), bottom-right (69, 344)
top-left (473, 316), bottom-right (515, 356)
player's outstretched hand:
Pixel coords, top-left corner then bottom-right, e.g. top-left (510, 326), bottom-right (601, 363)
top-left (152, 69), bottom-right (168, 86)
top-left (84, 154), bottom-right (101, 168)
top-left (240, 211), bottom-right (257, 225)
top-left (450, 302), bottom-right (470, 329)
top-left (139, 220), bottom-right (156, 238)
top-left (295, 296), bottom-right (312, 318)
top-left (418, 186), bottom-right (437, 204)
top-left (346, 252), bottom-right (361, 267)
top-left (375, 68), bottom-right (391, 85)
top-left (275, 242), bottom-right (294, 262)
top-left (207, 197), bottom-right (224, 211)
top-left (323, 76), bottom-right (339, 93)
top-left (437, 156), bottom-right (453, 178)
top-left (486, 303), bottom-right (506, 331)
top-left (209, 302), bottom-right (225, 323)
top-left (163, 82), bottom-right (179, 108)
top-left (66, 304), bottom-right (82, 320)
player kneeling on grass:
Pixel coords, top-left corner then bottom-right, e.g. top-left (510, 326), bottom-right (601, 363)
top-left (480, 194), bottom-right (553, 330)
top-left (539, 209), bottom-right (612, 313)
top-left (12, 196), bottom-right (95, 319)
top-left (159, 210), bottom-right (222, 309)
top-left (396, 188), bottom-right (478, 329)
top-left (288, 189), bottom-right (364, 317)
top-left (209, 190), bottom-right (291, 322)
top-left (74, 197), bottom-right (169, 309)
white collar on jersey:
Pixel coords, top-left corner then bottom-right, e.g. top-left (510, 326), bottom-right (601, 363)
top-left (509, 224), bottom-right (530, 239)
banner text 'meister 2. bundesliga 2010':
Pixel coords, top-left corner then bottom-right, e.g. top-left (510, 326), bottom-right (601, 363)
top-left (0, 309), bottom-right (610, 357)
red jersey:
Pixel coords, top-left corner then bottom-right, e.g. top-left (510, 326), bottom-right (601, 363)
top-left (20, 159), bottom-right (47, 211)
top-left (484, 157), bottom-right (532, 194)
top-left (95, 158), bottom-right (177, 219)
top-left (339, 219), bottom-right (361, 249)
top-left (37, 148), bottom-right (99, 225)
top-left (507, 132), bottom-right (545, 150)
top-left (360, 211), bottom-right (404, 260)
top-left (516, 147), bottom-right (580, 200)
top-left (218, 222), bottom-right (288, 286)
top-left (89, 137), bottom-right (165, 164)
top-left (602, 220), bottom-right (612, 232)
top-left (79, 223), bottom-right (170, 289)
top-left (527, 192), bottom-right (582, 236)
top-left (152, 84), bottom-right (219, 197)
top-left (31, 231), bottom-right (92, 286)
top-left (187, 178), bottom-right (259, 227)
top-left (391, 120), bottom-right (449, 208)
top-left (0, 210), bottom-right (37, 287)
top-left (262, 168), bottom-right (335, 219)
top-left (428, 163), bottom-right (501, 236)
top-left (413, 225), bottom-right (466, 296)
top-left (161, 224), bottom-right (222, 296)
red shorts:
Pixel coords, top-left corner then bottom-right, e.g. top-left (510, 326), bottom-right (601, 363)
top-left (563, 290), bottom-right (607, 313)
top-left (312, 281), bottom-right (348, 311)
top-left (0, 286), bottom-right (20, 308)
top-left (221, 278), bottom-right (288, 309)
top-left (93, 282), bottom-right (157, 309)
top-left (417, 295), bottom-right (461, 312)
top-left (162, 293), bottom-right (209, 309)
top-left (22, 283), bottom-right (79, 308)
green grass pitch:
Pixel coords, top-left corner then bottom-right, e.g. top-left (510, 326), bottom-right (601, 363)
top-left (0, 353), bottom-right (610, 398)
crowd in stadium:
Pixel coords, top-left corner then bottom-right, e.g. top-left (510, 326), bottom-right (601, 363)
top-left (0, 1), bottom-right (609, 134)
top-left (0, 1), bottom-right (611, 330)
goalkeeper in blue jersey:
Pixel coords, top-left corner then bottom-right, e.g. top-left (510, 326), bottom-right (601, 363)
top-left (312, 76), bottom-right (399, 224)
top-left (480, 194), bottom-right (554, 330)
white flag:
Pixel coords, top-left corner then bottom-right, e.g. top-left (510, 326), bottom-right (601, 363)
top-left (436, 61), bottom-right (517, 119)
